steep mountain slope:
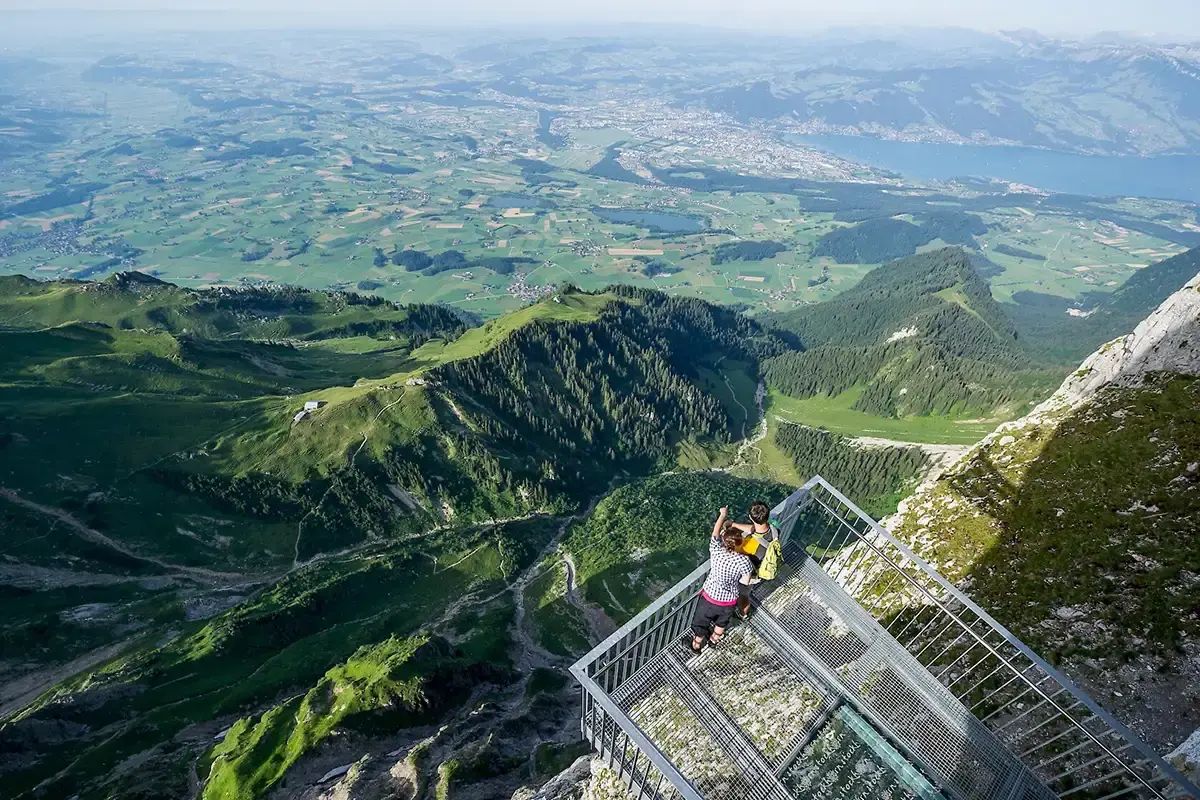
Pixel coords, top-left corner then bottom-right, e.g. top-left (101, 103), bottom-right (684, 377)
top-left (0, 276), bottom-right (793, 800)
top-left (887, 269), bottom-right (1200, 754)
top-left (695, 39), bottom-right (1200, 156)
top-left (3, 515), bottom-right (565, 800)
top-left (764, 247), bottom-right (1062, 418)
top-left (559, 473), bottom-right (792, 624)
top-left (0, 278), bottom-right (779, 575)
top-left (0, 279), bottom-right (475, 721)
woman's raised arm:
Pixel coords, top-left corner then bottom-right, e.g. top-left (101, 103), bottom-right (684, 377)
top-left (710, 506), bottom-right (729, 539)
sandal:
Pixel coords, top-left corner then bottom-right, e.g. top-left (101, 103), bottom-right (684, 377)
top-left (683, 635), bottom-right (703, 655)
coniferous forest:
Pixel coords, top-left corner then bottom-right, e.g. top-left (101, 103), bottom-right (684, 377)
top-left (8, 18), bottom-right (1200, 800)
top-left (434, 285), bottom-right (788, 473)
top-left (763, 248), bottom-right (1062, 417)
top-left (774, 422), bottom-right (929, 515)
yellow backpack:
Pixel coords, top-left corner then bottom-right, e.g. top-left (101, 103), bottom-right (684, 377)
top-left (757, 536), bottom-right (783, 581)
top-left (741, 522), bottom-right (783, 580)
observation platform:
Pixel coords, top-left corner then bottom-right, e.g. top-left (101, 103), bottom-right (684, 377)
top-left (570, 477), bottom-right (1199, 800)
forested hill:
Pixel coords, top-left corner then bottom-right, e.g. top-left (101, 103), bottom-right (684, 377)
top-left (762, 248), bottom-right (1060, 417)
top-left (7, 263), bottom-right (1190, 799)
top-left (434, 285), bottom-right (786, 468)
top-left (0, 276), bottom-right (798, 800)
top-left (1008, 246), bottom-right (1200, 363)
top-left (0, 271), bottom-right (471, 343)
top-left (0, 278), bottom-right (788, 574)
top-left (768, 247), bottom-right (1019, 358)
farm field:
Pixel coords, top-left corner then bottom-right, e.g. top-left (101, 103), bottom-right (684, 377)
top-left (767, 388), bottom-right (1001, 445)
top-left (2, 37), bottom-right (1198, 321)
top-left (4, 26), bottom-right (1200, 800)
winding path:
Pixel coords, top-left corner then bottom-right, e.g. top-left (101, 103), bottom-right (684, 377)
top-left (561, 549), bottom-right (617, 643)
top-left (510, 480), bottom-right (622, 672)
top-left (0, 489), bottom-right (247, 583)
top-left (727, 379), bottom-right (768, 471)
top-left (293, 389), bottom-right (407, 567)
top-left (723, 372), bottom-right (751, 440)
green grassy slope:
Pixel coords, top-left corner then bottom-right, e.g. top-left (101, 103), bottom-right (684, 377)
top-left (3, 517), bottom-right (557, 800)
top-left (202, 631), bottom-right (510, 800)
top-left (0, 278), bottom-right (765, 585)
top-left (767, 387), bottom-right (996, 444)
top-left (889, 374), bottom-right (1200, 750)
top-left (0, 272), bottom-right (470, 343)
top-left (893, 374), bottom-right (1200, 661)
top-left (0, 274), bottom-right (797, 800)
top-left (405, 289), bottom-right (619, 365)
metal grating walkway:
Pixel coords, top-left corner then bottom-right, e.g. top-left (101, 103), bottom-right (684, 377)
top-left (571, 477), bottom-right (1199, 800)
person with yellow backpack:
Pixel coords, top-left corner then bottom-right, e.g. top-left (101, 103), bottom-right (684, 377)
top-left (730, 500), bottom-right (783, 620)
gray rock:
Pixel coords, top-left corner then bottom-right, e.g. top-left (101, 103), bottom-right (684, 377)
top-left (512, 754), bottom-right (591, 800)
top-left (318, 763), bottom-right (353, 784)
top-left (1058, 269), bottom-right (1200, 408)
top-left (1169, 728), bottom-right (1200, 784)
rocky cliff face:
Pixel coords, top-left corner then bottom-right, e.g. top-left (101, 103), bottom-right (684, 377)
top-left (888, 270), bottom-right (1200, 758)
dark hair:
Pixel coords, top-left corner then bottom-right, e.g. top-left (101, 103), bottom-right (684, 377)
top-left (749, 501), bottom-right (770, 526)
top-left (719, 521), bottom-right (744, 553)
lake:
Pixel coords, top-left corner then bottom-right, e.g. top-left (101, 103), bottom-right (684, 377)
top-left (794, 135), bottom-right (1200, 203)
top-left (594, 208), bottom-right (706, 233)
top-left (536, 109), bottom-right (566, 149)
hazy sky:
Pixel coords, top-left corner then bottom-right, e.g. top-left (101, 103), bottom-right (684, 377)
top-left (4, 0), bottom-right (1200, 37)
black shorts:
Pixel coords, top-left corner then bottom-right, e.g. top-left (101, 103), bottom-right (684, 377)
top-left (692, 596), bottom-right (735, 637)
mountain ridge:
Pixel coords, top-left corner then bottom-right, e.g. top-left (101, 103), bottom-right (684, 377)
top-left (886, 268), bottom-right (1200, 754)
top-left (3, 261), bottom-right (1199, 799)
top-left (1009, 246), bottom-right (1200, 363)
top-left (763, 247), bottom-right (1061, 418)
top-left (1, 277), bottom-right (793, 800)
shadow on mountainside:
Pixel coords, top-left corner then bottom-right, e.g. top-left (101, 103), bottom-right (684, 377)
top-left (940, 373), bottom-right (1200, 749)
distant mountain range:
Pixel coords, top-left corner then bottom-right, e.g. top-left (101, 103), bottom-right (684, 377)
top-left (696, 34), bottom-right (1200, 155)
top-left (439, 26), bottom-right (1200, 156)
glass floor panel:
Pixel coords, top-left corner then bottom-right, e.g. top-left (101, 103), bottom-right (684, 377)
top-left (782, 705), bottom-right (947, 800)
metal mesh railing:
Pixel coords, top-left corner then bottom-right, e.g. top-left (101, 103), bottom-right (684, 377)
top-left (747, 547), bottom-right (1046, 800)
top-left (795, 478), bottom-right (1199, 800)
top-left (569, 476), bottom-right (1199, 800)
